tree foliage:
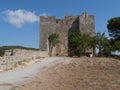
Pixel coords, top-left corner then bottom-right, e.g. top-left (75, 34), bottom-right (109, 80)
top-left (107, 17), bottom-right (120, 51)
top-left (69, 32), bottom-right (112, 57)
top-left (89, 36), bottom-right (97, 56)
top-left (96, 32), bottom-right (112, 57)
top-left (107, 17), bottom-right (120, 40)
top-left (69, 32), bottom-right (92, 57)
top-left (114, 40), bottom-right (120, 51)
top-left (48, 33), bottom-right (59, 56)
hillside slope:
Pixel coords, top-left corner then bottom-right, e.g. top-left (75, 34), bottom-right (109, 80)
top-left (11, 57), bottom-right (120, 90)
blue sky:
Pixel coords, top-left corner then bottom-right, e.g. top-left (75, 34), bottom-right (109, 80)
top-left (0, 0), bottom-right (120, 48)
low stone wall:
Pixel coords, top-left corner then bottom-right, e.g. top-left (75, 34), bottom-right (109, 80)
top-left (0, 49), bottom-right (48, 72)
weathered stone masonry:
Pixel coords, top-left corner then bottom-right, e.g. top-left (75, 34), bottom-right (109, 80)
top-left (0, 49), bottom-right (48, 71)
top-left (40, 12), bottom-right (95, 56)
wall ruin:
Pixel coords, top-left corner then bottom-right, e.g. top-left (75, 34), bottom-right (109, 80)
top-left (40, 12), bottom-right (95, 56)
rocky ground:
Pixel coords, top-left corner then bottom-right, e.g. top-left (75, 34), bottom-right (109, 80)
top-left (10, 56), bottom-right (120, 90)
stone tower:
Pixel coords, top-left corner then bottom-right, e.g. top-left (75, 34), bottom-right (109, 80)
top-left (79, 12), bottom-right (95, 35)
top-left (40, 12), bottom-right (95, 56)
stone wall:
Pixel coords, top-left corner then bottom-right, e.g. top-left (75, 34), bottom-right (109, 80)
top-left (40, 15), bottom-right (77, 56)
top-left (0, 49), bottom-right (48, 71)
top-left (40, 16), bottom-right (56, 51)
top-left (40, 12), bottom-right (95, 56)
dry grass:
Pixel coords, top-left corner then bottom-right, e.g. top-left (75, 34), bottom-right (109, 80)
top-left (0, 83), bottom-right (13, 86)
top-left (11, 57), bottom-right (120, 90)
top-left (18, 59), bottom-right (30, 66)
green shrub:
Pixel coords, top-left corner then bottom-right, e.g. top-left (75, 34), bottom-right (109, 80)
top-left (0, 48), bottom-right (5, 56)
top-left (75, 50), bottom-right (82, 57)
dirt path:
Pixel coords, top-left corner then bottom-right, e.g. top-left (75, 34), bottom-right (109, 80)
top-left (0, 57), bottom-right (67, 90)
top-left (10, 57), bottom-right (120, 90)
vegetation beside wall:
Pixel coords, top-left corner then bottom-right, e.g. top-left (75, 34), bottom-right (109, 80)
top-left (68, 32), bottom-right (112, 57)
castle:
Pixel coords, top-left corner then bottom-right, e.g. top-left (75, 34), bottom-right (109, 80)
top-left (40, 12), bottom-right (95, 56)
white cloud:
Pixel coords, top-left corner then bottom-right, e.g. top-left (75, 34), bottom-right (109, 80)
top-left (2, 9), bottom-right (39, 28)
top-left (40, 13), bottom-right (48, 17)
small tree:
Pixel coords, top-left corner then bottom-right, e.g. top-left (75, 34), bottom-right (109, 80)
top-left (0, 48), bottom-right (5, 57)
top-left (68, 32), bottom-right (91, 57)
top-left (69, 32), bottom-right (83, 57)
top-left (114, 40), bottom-right (120, 51)
top-left (89, 36), bottom-right (97, 56)
top-left (96, 32), bottom-right (112, 57)
top-left (48, 33), bottom-right (59, 56)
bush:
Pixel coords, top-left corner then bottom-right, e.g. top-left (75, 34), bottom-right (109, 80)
top-left (75, 50), bottom-right (82, 57)
top-left (0, 49), bottom-right (5, 56)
